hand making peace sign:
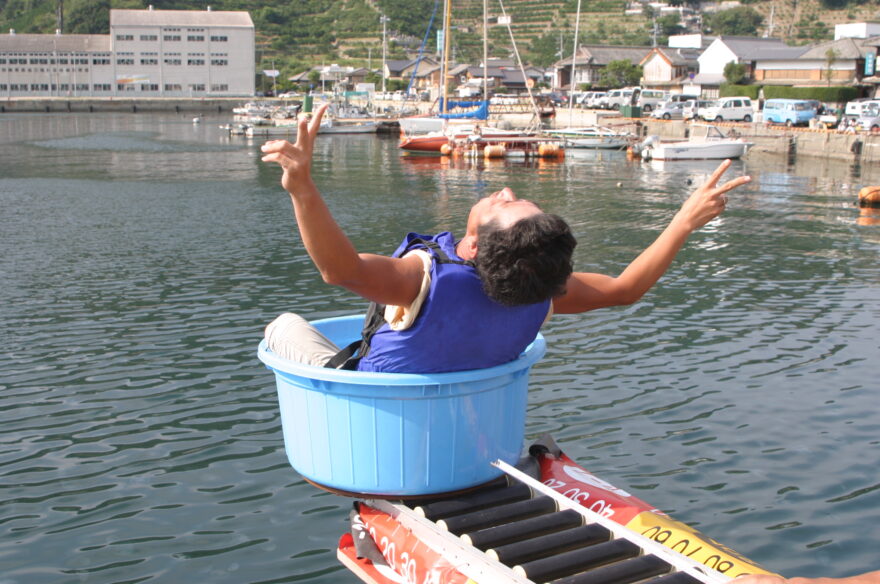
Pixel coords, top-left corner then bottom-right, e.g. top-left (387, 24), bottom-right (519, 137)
top-left (260, 103), bottom-right (329, 195)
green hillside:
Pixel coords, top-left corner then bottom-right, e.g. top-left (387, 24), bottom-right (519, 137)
top-left (3, 0), bottom-right (880, 83)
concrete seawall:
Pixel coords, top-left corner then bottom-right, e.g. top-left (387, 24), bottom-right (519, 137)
top-left (0, 97), bottom-right (245, 114)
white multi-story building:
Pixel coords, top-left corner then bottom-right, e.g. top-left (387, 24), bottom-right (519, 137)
top-left (0, 7), bottom-right (254, 98)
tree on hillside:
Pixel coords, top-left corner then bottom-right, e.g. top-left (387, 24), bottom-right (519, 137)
top-left (657, 13), bottom-right (684, 40)
top-left (66, 0), bottom-right (110, 34)
top-left (599, 59), bottom-right (642, 88)
top-left (704, 6), bottom-right (764, 36)
top-left (723, 61), bottom-right (747, 84)
top-left (824, 48), bottom-right (839, 86)
top-left (529, 32), bottom-right (564, 68)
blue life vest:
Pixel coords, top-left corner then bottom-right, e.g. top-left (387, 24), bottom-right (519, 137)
top-left (354, 232), bottom-right (549, 374)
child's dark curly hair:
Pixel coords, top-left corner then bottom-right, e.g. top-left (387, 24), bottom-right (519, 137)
top-left (475, 213), bottom-right (576, 306)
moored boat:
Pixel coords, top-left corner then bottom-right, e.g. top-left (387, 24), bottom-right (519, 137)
top-left (639, 125), bottom-right (752, 161)
top-left (548, 126), bottom-right (634, 150)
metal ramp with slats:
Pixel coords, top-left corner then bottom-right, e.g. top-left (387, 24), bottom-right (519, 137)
top-left (360, 460), bottom-right (730, 584)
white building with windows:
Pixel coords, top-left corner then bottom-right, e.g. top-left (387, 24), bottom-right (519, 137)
top-left (0, 7), bottom-right (254, 98)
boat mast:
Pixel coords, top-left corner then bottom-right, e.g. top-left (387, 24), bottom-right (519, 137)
top-left (483, 0), bottom-right (488, 109)
top-left (567, 0), bottom-right (582, 120)
top-left (440, 0), bottom-right (452, 115)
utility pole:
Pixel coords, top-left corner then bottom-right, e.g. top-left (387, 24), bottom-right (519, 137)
top-left (380, 15), bottom-right (389, 94)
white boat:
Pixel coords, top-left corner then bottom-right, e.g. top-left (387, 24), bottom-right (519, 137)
top-left (547, 126), bottom-right (632, 149)
top-left (640, 125), bottom-right (752, 161)
top-left (244, 117), bottom-right (378, 137)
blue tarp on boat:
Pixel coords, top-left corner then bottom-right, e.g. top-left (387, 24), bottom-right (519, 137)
top-left (438, 99), bottom-right (490, 120)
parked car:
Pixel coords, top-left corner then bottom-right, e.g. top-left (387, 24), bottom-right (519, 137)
top-left (586, 91), bottom-right (607, 108)
top-left (605, 88), bottom-right (636, 110)
top-left (856, 101), bottom-right (880, 132)
top-left (666, 93), bottom-right (697, 105)
top-left (575, 91), bottom-right (605, 109)
top-left (650, 101), bottom-right (686, 120)
top-left (699, 96), bottom-right (754, 122)
top-left (637, 89), bottom-right (668, 112)
top-left (683, 99), bottom-right (712, 121)
top-left (545, 91), bottom-right (568, 106)
top-left (844, 98), bottom-right (880, 123)
top-left (762, 98), bottom-right (818, 127)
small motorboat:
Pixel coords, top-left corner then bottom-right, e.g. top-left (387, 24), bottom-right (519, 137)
top-left (547, 126), bottom-right (633, 150)
top-left (639, 125), bottom-right (752, 161)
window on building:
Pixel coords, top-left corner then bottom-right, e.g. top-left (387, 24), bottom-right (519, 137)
top-left (117, 58), bottom-right (135, 65)
top-left (164, 35), bottom-right (181, 42)
top-left (211, 84), bottom-right (229, 92)
top-left (140, 58), bottom-right (158, 65)
top-left (210, 35), bottom-right (228, 42)
top-left (140, 34), bottom-right (158, 41)
top-left (211, 58), bottom-right (228, 66)
top-left (74, 57), bottom-right (89, 65)
top-left (116, 34), bottom-right (134, 41)
top-left (164, 57), bottom-right (181, 65)
top-left (187, 35), bottom-right (205, 42)
top-left (94, 84), bottom-right (111, 91)
top-left (189, 84), bottom-right (205, 92)
top-left (164, 83), bottom-right (182, 91)
top-left (0, 84), bottom-right (6, 91)
top-left (92, 57), bottom-right (110, 65)
top-left (187, 57), bottom-right (205, 66)
top-left (0, 59), bottom-right (5, 65)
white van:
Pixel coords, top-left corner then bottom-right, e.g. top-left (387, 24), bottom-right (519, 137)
top-left (637, 89), bottom-right (668, 112)
top-left (699, 96), bottom-right (754, 122)
top-left (605, 88), bottom-right (635, 110)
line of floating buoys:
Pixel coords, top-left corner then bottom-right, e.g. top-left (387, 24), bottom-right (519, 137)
top-left (858, 185), bottom-right (880, 208)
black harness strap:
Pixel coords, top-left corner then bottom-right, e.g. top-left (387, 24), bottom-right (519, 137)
top-left (324, 238), bottom-right (473, 370)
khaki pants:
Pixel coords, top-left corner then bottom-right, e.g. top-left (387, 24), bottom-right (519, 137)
top-left (264, 312), bottom-right (341, 367)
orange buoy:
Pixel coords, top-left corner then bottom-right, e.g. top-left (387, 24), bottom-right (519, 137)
top-left (858, 186), bottom-right (880, 207)
top-left (439, 143), bottom-right (452, 156)
top-left (484, 144), bottom-right (506, 159)
top-left (538, 143), bottom-right (561, 158)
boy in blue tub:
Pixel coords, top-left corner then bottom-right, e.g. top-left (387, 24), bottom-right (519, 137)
top-left (261, 104), bottom-right (750, 373)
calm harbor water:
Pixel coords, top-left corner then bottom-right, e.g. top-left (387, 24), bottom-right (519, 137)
top-left (1, 112), bottom-right (878, 583)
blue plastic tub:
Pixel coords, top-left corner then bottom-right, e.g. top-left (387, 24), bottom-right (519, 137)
top-left (258, 314), bottom-right (546, 496)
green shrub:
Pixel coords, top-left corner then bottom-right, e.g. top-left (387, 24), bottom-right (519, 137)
top-left (762, 85), bottom-right (858, 102)
top-left (719, 83), bottom-right (761, 99)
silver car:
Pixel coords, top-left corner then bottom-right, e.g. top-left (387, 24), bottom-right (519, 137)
top-left (651, 101), bottom-right (685, 120)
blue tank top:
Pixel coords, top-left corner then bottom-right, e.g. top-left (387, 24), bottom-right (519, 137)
top-left (357, 232), bottom-right (550, 373)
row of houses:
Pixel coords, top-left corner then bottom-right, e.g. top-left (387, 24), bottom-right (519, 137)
top-left (557, 24), bottom-right (880, 98)
top-left (296, 23), bottom-right (880, 102)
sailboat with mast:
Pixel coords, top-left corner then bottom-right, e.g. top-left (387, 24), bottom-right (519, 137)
top-left (397, 0), bottom-right (492, 143)
top-left (399, 0), bottom-right (563, 158)
top-left (546, 0), bottom-right (634, 150)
